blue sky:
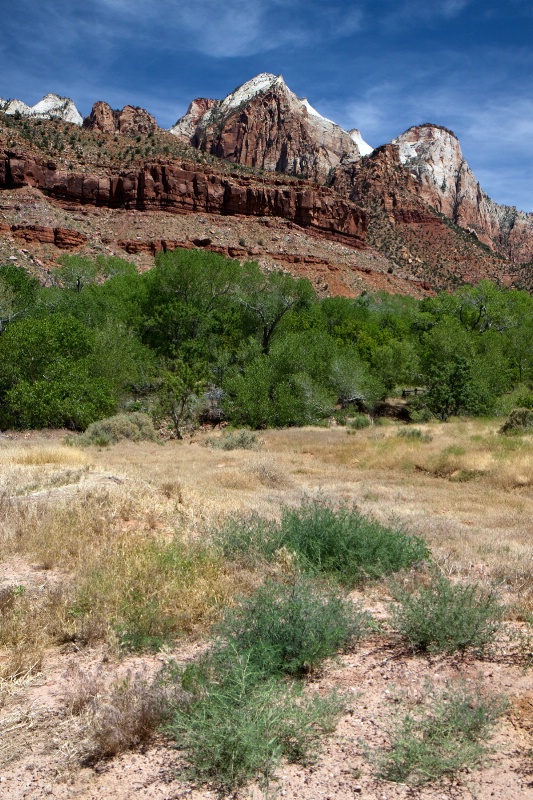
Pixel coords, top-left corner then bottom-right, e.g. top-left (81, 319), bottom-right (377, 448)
top-left (1, 0), bottom-right (532, 211)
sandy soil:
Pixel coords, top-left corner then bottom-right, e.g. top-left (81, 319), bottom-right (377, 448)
top-left (1, 424), bottom-right (533, 799)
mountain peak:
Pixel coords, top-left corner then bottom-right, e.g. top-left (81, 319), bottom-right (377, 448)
top-left (219, 73), bottom-right (286, 113)
top-left (0, 93), bottom-right (82, 125)
top-left (169, 72), bottom-right (368, 181)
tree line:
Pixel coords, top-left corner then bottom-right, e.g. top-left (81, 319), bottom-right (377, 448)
top-left (1, 250), bottom-right (532, 433)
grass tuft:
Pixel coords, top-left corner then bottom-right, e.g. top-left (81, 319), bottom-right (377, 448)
top-left (390, 571), bottom-right (504, 655)
top-left (206, 429), bottom-right (264, 450)
top-left (376, 681), bottom-right (506, 785)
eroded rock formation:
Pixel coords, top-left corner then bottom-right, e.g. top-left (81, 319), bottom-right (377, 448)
top-left (0, 150), bottom-right (367, 244)
top-left (391, 125), bottom-right (533, 262)
top-left (170, 73), bottom-right (371, 183)
top-left (83, 102), bottom-right (158, 136)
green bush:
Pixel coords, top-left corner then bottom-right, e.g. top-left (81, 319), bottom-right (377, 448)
top-left (397, 427), bottom-right (432, 442)
top-left (213, 577), bottom-right (371, 677)
top-left (390, 572), bottom-right (503, 655)
top-left (5, 366), bottom-right (116, 430)
top-left (377, 681), bottom-right (506, 785)
top-left (499, 407), bottom-right (533, 435)
top-left (164, 652), bottom-right (344, 791)
top-left (206, 429), bottom-right (264, 450)
top-left (216, 498), bottom-right (429, 586)
top-left (79, 412), bottom-right (158, 446)
top-left (348, 413), bottom-right (371, 430)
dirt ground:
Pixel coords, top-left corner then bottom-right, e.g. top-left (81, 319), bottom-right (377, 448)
top-left (1, 422), bottom-right (533, 799)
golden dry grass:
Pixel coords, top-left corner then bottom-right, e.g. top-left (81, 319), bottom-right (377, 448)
top-left (2, 418), bottom-right (533, 680)
top-left (0, 443), bottom-right (92, 467)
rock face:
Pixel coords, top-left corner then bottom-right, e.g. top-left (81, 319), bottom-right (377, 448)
top-left (0, 150), bottom-right (367, 244)
top-left (0, 93), bottom-right (82, 125)
top-left (170, 73), bottom-right (371, 182)
top-left (170, 98), bottom-right (220, 142)
top-left (83, 102), bottom-right (158, 136)
top-left (8, 224), bottom-right (87, 248)
top-left (391, 125), bottom-right (533, 262)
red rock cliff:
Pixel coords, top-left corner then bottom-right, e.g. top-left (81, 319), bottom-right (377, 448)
top-left (0, 150), bottom-right (367, 244)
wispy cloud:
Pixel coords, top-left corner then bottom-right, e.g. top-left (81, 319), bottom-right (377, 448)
top-left (380, 0), bottom-right (472, 29)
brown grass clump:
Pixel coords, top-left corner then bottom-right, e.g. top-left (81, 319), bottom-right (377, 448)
top-left (70, 668), bottom-right (175, 764)
top-left (0, 585), bottom-right (73, 680)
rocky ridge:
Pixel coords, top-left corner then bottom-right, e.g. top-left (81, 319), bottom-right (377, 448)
top-left (83, 102), bottom-right (158, 136)
top-left (0, 150), bottom-right (367, 245)
top-left (390, 124), bottom-right (533, 263)
top-left (2, 75), bottom-right (533, 295)
top-left (170, 73), bottom-right (371, 183)
top-left (0, 93), bottom-right (82, 125)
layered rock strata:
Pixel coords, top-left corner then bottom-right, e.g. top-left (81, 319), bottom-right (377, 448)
top-left (0, 151), bottom-right (367, 244)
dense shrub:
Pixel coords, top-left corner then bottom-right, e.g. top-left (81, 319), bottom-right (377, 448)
top-left (499, 407), bottom-right (533, 435)
top-left (216, 498), bottom-right (429, 586)
top-left (79, 412), bottom-right (158, 446)
top-left (213, 577), bottom-right (371, 677)
top-left (348, 413), bottom-right (371, 430)
top-left (390, 572), bottom-right (503, 655)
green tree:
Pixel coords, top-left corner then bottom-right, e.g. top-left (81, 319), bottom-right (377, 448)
top-left (237, 266), bottom-right (315, 353)
top-left (156, 362), bottom-right (207, 439)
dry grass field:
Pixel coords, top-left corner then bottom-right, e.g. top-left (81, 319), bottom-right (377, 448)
top-left (1, 419), bottom-right (533, 799)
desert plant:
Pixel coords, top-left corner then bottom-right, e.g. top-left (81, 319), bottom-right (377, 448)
top-left (348, 413), bottom-right (371, 430)
top-left (499, 407), bottom-right (533, 435)
top-left (79, 412), bottom-right (158, 446)
top-left (390, 572), bottom-right (503, 655)
top-left (376, 681), bottom-right (506, 785)
top-left (216, 499), bottom-right (428, 585)
top-left (206, 429), bottom-right (264, 450)
top-left (79, 669), bottom-right (174, 763)
top-left (397, 427), bottom-right (432, 442)
top-left (164, 651), bottom-right (344, 791)
top-left (213, 576), bottom-right (372, 677)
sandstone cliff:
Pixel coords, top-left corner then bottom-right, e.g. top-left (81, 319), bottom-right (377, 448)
top-left (83, 102), bottom-right (158, 136)
top-left (0, 150), bottom-right (367, 245)
top-left (170, 73), bottom-right (370, 183)
top-left (392, 125), bottom-right (533, 262)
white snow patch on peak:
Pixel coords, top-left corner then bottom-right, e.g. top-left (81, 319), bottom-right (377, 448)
top-left (221, 73), bottom-right (285, 112)
top-left (349, 129), bottom-right (373, 156)
top-left (32, 94), bottom-right (83, 125)
top-left (301, 99), bottom-right (335, 125)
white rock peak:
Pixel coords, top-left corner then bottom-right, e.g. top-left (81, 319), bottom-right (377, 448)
top-left (0, 93), bottom-right (82, 125)
top-left (349, 129), bottom-right (373, 156)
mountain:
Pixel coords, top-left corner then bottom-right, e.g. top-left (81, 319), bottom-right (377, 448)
top-left (83, 102), bottom-right (158, 136)
top-left (170, 73), bottom-right (372, 182)
top-left (389, 124), bottom-right (533, 263)
top-left (0, 93), bottom-right (82, 125)
top-left (1, 74), bottom-right (532, 297)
